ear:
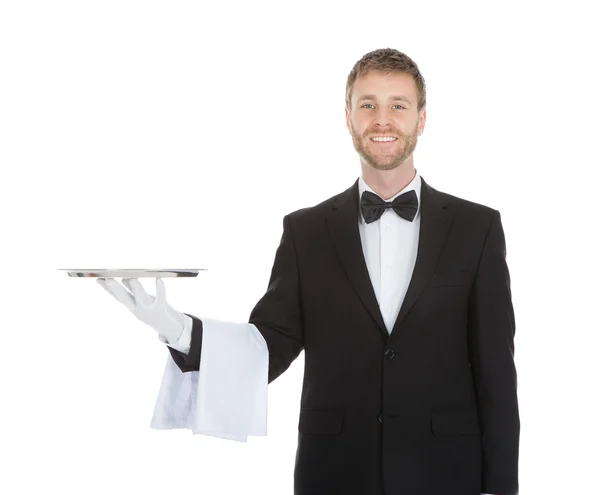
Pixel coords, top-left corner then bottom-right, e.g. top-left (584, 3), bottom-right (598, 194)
top-left (345, 107), bottom-right (350, 131)
top-left (418, 108), bottom-right (426, 135)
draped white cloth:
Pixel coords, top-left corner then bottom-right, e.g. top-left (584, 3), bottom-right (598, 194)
top-left (150, 317), bottom-right (269, 442)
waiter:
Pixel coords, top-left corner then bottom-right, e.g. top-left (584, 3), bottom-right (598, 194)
top-left (99, 48), bottom-right (519, 495)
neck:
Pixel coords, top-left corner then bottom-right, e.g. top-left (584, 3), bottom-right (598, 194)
top-left (361, 160), bottom-right (417, 200)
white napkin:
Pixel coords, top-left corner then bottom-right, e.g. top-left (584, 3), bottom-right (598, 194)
top-left (150, 318), bottom-right (269, 442)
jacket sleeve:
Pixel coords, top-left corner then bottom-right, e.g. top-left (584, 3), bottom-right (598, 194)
top-left (248, 213), bottom-right (305, 383)
top-left (168, 214), bottom-right (305, 383)
top-left (468, 209), bottom-right (520, 495)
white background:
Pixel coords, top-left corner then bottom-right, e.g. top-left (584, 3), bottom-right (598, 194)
top-left (1, 1), bottom-right (599, 493)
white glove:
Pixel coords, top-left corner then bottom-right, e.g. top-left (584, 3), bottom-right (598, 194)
top-left (96, 277), bottom-right (187, 346)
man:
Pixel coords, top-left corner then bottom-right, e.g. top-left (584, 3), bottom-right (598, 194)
top-left (99, 48), bottom-right (519, 495)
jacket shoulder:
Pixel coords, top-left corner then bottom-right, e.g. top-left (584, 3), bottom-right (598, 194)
top-left (439, 189), bottom-right (497, 213)
top-left (432, 186), bottom-right (501, 234)
top-left (283, 188), bottom-right (346, 224)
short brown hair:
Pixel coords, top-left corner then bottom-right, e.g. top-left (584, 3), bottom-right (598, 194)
top-left (345, 48), bottom-right (426, 113)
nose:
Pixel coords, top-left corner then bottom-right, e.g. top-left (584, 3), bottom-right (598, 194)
top-left (371, 107), bottom-right (394, 128)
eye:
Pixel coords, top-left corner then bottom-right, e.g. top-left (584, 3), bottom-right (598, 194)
top-left (361, 104), bottom-right (374, 109)
top-left (393, 105), bottom-right (405, 110)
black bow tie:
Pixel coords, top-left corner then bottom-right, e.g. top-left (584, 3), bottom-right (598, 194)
top-left (360, 189), bottom-right (419, 224)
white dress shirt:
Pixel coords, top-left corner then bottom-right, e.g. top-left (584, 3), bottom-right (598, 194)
top-left (358, 170), bottom-right (421, 333)
top-left (150, 169), bottom-right (494, 494)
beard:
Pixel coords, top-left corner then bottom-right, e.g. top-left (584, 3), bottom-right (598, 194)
top-left (349, 120), bottom-right (419, 171)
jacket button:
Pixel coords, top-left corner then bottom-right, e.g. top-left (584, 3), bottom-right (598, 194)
top-left (378, 413), bottom-right (383, 423)
top-left (384, 348), bottom-right (395, 359)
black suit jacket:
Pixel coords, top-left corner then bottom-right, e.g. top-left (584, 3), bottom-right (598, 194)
top-left (170, 176), bottom-right (520, 495)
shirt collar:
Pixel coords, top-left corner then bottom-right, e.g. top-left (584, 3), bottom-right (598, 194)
top-left (358, 169), bottom-right (422, 224)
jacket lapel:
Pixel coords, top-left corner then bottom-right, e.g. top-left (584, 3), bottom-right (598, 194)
top-left (326, 175), bottom-right (452, 341)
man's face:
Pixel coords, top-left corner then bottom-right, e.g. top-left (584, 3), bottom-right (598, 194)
top-left (345, 70), bottom-right (426, 171)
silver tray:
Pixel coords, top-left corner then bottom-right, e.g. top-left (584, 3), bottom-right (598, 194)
top-left (58, 268), bottom-right (206, 278)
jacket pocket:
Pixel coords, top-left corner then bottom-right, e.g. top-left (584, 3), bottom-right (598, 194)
top-left (298, 408), bottom-right (344, 435)
top-left (430, 408), bottom-right (480, 436)
top-left (430, 271), bottom-right (473, 287)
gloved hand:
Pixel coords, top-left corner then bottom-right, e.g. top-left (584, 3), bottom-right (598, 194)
top-left (96, 277), bottom-right (186, 345)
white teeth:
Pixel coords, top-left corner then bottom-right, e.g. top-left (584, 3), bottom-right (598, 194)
top-left (371, 137), bottom-right (397, 142)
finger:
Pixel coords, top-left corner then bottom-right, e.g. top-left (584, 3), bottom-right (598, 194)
top-left (98, 277), bottom-right (136, 310)
top-left (155, 278), bottom-right (166, 307)
top-left (121, 278), bottom-right (134, 293)
top-left (97, 277), bottom-right (118, 297)
top-left (123, 278), bottom-right (153, 307)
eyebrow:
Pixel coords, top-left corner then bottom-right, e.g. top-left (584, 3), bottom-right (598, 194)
top-left (356, 94), bottom-right (412, 104)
